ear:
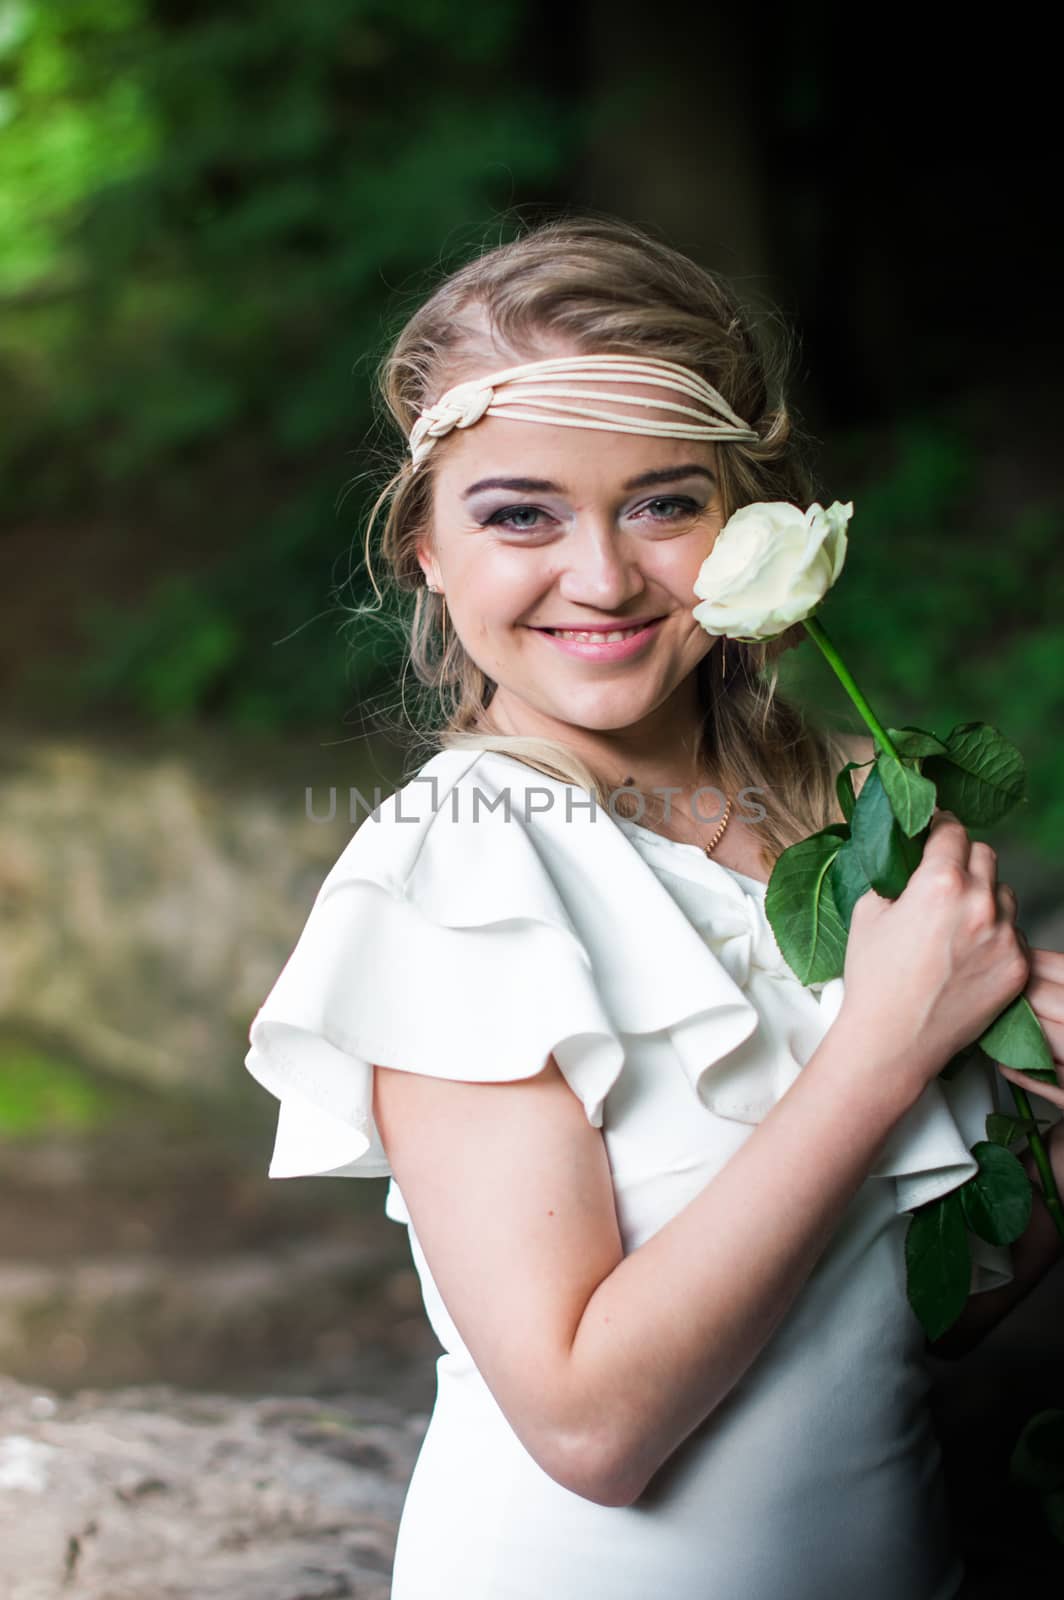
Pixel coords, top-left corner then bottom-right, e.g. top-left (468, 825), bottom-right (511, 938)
top-left (416, 542), bottom-right (442, 590)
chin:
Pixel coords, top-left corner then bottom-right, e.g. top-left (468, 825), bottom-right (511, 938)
top-left (543, 694), bottom-right (659, 733)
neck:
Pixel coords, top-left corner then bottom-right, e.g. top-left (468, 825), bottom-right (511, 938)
top-left (472, 675), bottom-right (723, 815)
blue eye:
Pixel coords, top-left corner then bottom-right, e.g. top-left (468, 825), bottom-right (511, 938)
top-left (644, 497), bottom-right (699, 520)
top-left (484, 497), bottom-right (700, 533)
top-left (486, 505), bottom-right (547, 531)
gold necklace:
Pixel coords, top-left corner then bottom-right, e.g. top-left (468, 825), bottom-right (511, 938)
top-left (701, 795), bottom-right (732, 857)
top-left (620, 778), bottom-right (733, 857)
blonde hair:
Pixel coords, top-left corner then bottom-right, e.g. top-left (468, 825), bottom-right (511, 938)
top-left (347, 211), bottom-right (857, 875)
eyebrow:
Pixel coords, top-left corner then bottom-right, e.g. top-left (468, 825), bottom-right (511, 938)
top-left (460, 464), bottom-right (717, 499)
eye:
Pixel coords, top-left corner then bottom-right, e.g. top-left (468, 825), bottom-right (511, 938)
top-left (481, 496), bottom-right (702, 535)
top-left (483, 504), bottom-right (551, 533)
top-left (638, 496), bottom-right (701, 522)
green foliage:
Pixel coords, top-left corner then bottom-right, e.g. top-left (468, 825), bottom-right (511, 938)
top-left (958, 1140), bottom-right (1032, 1246)
top-left (921, 722), bottom-right (1028, 827)
top-left (0, 0), bottom-right (582, 725)
top-left (875, 749), bottom-right (936, 836)
top-left (906, 1145), bottom-right (1036, 1341)
top-left (783, 415), bottom-right (1064, 858)
top-left (978, 993), bottom-right (1056, 1078)
top-left (0, 1038), bottom-right (121, 1135)
top-left (905, 1188), bottom-right (971, 1342)
top-left (3, 5), bottom-right (1061, 866)
top-left (762, 825), bottom-right (848, 983)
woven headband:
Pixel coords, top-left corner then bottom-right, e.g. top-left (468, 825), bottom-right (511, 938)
top-left (408, 353), bottom-right (759, 470)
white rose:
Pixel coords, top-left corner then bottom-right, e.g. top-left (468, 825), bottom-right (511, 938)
top-left (692, 500), bottom-right (853, 642)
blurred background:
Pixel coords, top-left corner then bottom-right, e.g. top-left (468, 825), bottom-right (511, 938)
top-left (0, 1), bottom-right (1061, 1593)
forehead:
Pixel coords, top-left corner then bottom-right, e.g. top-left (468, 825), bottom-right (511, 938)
top-left (434, 412), bottom-right (719, 496)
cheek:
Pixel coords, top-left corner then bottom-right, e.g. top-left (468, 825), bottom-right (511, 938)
top-left (456, 549), bottom-right (556, 619)
top-left (654, 544), bottom-right (708, 608)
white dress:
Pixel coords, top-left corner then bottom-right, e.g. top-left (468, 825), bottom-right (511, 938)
top-left (244, 747), bottom-right (1015, 1600)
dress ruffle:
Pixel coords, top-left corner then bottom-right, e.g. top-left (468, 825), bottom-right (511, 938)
top-left (245, 748), bottom-right (1014, 1285)
top-left (245, 747), bottom-right (757, 1178)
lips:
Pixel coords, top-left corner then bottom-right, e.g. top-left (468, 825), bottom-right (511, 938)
top-left (532, 617), bottom-right (665, 661)
top-left (532, 616), bottom-right (665, 637)
top-left (541, 624), bottom-right (651, 642)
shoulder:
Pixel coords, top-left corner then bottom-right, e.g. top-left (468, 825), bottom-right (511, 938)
top-left (320, 743), bottom-right (595, 932)
top-left (324, 746), bottom-right (493, 892)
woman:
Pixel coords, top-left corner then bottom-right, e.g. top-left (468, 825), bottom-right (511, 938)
top-left (245, 214), bottom-right (1064, 1599)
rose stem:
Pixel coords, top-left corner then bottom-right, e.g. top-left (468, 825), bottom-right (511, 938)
top-left (1007, 1080), bottom-right (1064, 1240)
top-left (802, 615), bottom-right (903, 763)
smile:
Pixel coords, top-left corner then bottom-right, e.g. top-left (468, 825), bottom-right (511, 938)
top-left (531, 618), bottom-right (665, 660)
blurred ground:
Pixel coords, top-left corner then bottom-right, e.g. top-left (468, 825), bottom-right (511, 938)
top-left (0, 1374), bottom-right (429, 1600)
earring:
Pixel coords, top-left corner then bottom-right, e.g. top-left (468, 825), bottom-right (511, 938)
top-left (721, 636), bottom-right (728, 680)
top-left (426, 581), bottom-right (447, 649)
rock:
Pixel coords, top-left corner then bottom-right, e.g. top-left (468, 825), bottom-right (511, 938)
top-left (0, 1374), bottom-right (428, 1600)
top-left (0, 732), bottom-right (400, 1096)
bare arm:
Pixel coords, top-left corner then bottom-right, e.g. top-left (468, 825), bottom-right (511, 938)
top-left (563, 1013), bottom-right (920, 1504)
top-left (376, 1017), bottom-right (925, 1509)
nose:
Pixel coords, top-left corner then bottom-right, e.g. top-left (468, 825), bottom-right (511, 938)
top-left (555, 518), bottom-right (647, 612)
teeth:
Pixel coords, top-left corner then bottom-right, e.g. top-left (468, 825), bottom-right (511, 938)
top-left (548, 626), bottom-right (647, 643)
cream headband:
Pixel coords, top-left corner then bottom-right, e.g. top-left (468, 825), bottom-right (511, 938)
top-left (408, 353), bottom-right (759, 470)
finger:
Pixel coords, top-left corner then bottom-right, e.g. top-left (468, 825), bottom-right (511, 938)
top-left (968, 839), bottom-right (999, 891)
top-left (1029, 947), bottom-right (1064, 984)
top-left (1018, 969), bottom-right (1064, 1065)
top-left (994, 881), bottom-right (1018, 924)
top-left (1025, 965), bottom-right (1064, 1025)
top-left (997, 1063), bottom-right (1064, 1112)
top-left (922, 808), bottom-right (971, 872)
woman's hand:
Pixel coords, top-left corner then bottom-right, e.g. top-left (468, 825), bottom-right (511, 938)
top-left (995, 946), bottom-right (1064, 1109)
top-left (838, 810), bottom-right (1031, 1105)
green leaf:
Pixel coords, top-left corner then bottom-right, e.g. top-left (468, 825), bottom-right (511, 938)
top-left (885, 726), bottom-right (950, 758)
top-left (921, 722), bottom-right (1027, 826)
top-left (1010, 1410), bottom-right (1064, 1494)
top-left (978, 993), bottom-right (1056, 1073)
top-left (820, 822), bottom-right (852, 840)
top-left (958, 1140), bottom-right (1032, 1245)
top-left (876, 752), bottom-right (938, 836)
top-left (905, 1189), bottom-right (972, 1340)
top-left (835, 764), bottom-right (856, 825)
top-left (764, 831), bottom-right (849, 985)
top-left (826, 838), bottom-right (873, 932)
top-left (849, 763), bottom-right (917, 897)
top-left (986, 1111), bottom-right (1042, 1147)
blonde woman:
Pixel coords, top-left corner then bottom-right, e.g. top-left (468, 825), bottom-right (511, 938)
top-left (245, 214), bottom-right (1064, 1599)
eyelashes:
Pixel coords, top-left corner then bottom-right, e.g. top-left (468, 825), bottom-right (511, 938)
top-left (483, 496), bottom-right (703, 534)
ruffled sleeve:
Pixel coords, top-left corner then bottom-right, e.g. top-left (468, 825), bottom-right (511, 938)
top-left (243, 750), bottom-right (759, 1229)
top-left (245, 781), bottom-right (624, 1207)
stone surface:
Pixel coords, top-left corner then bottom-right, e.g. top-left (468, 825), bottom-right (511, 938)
top-left (0, 731), bottom-right (398, 1096)
top-left (0, 1375), bottom-right (430, 1600)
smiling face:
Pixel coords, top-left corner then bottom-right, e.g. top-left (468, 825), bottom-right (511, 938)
top-left (416, 363), bottom-right (726, 769)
